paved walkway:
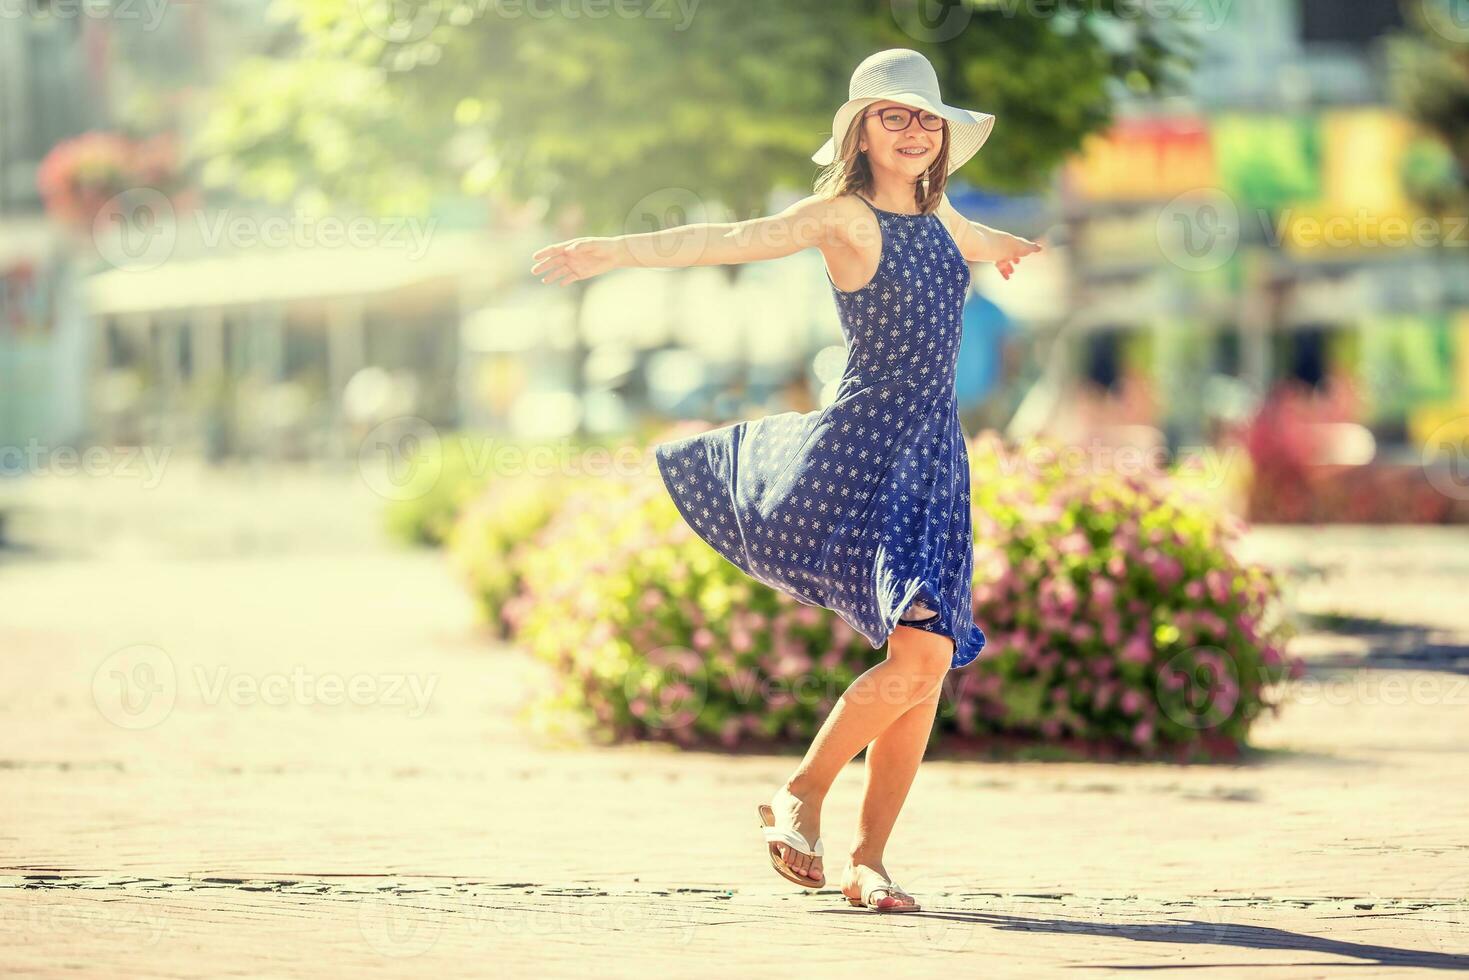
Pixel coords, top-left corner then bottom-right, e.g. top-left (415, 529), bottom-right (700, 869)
top-left (2, 464), bottom-right (1467, 977)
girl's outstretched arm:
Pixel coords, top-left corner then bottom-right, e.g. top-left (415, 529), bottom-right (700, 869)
top-left (531, 195), bottom-right (851, 288)
top-left (934, 194), bottom-right (1042, 281)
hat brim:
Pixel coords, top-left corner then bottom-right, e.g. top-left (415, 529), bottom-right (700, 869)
top-left (811, 92), bottom-right (995, 175)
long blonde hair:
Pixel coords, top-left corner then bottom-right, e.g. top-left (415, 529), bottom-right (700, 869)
top-left (812, 106), bottom-right (952, 214)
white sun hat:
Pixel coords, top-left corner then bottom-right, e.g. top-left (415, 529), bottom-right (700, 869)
top-left (811, 48), bottom-right (996, 175)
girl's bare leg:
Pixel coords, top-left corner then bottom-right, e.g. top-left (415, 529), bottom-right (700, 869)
top-left (767, 622), bottom-right (951, 885)
top-left (840, 640), bottom-right (945, 907)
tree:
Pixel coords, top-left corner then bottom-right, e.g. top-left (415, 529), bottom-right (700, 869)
top-left (198, 0), bottom-right (1195, 224)
top-left (1388, 1), bottom-right (1469, 216)
top-left (194, 0), bottom-right (1194, 435)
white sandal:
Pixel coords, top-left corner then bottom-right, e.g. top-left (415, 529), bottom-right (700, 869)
top-left (757, 803), bottom-right (824, 888)
top-left (844, 863), bottom-right (922, 912)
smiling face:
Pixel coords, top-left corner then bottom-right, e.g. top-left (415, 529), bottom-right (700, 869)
top-left (858, 99), bottom-right (947, 176)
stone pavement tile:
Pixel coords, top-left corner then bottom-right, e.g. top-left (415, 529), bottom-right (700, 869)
top-left (2, 876), bottom-right (1466, 978)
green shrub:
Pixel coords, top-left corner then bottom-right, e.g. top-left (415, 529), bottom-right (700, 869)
top-left (497, 434), bottom-right (1300, 757)
top-left (955, 432), bottom-right (1300, 754)
top-left (509, 474), bottom-right (881, 747)
top-left (446, 474), bottom-right (574, 632)
top-left (381, 433), bottom-right (489, 547)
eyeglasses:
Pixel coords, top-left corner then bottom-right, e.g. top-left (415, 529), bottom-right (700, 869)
top-left (863, 106), bottom-right (945, 132)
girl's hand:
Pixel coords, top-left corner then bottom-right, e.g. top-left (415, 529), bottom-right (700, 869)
top-left (991, 232), bottom-right (1042, 281)
top-left (530, 237), bottom-right (620, 287)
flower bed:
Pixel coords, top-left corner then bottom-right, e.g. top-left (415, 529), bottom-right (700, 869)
top-left (488, 434), bottom-right (1301, 758)
top-left (954, 432), bottom-right (1300, 755)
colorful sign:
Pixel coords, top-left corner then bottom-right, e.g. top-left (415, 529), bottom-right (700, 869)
top-left (1064, 118), bottom-right (1216, 202)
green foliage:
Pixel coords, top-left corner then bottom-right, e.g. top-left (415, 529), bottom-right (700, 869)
top-left (445, 474), bottom-right (575, 631)
top-left (463, 431), bottom-right (1300, 756)
top-left (198, 0), bottom-right (1195, 221)
top-left (381, 432), bottom-right (491, 546)
top-left (1387, 9), bottom-right (1469, 215)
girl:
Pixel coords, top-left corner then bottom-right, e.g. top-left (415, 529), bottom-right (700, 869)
top-left (531, 48), bottom-right (1039, 912)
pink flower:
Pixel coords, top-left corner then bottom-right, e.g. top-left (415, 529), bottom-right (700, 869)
top-left (1120, 688), bottom-right (1146, 715)
top-left (1121, 634), bottom-right (1152, 665)
top-left (1130, 720), bottom-right (1154, 746)
top-left (1206, 569), bottom-right (1230, 604)
top-left (719, 718), bottom-right (742, 748)
top-left (1057, 531), bottom-right (1090, 556)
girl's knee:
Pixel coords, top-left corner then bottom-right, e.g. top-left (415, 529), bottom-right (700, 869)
top-left (888, 633), bottom-right (953, 680)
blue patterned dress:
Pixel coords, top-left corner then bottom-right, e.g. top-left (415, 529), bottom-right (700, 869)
top-left (653, 193), bottom-right (987, 669)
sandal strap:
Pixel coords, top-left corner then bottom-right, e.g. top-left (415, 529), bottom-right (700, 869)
top-left (851, 865), bottom-right (914, 906)
top-left (761, 824), bottom-right (823, 858)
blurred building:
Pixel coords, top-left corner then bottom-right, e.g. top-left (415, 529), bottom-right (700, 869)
top-left (0, 14), bottom-right (97, 452)
top-left (1046, 0), bottom-right (1468, 461)
top-left (0, 5), bottom-right (535, 463)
